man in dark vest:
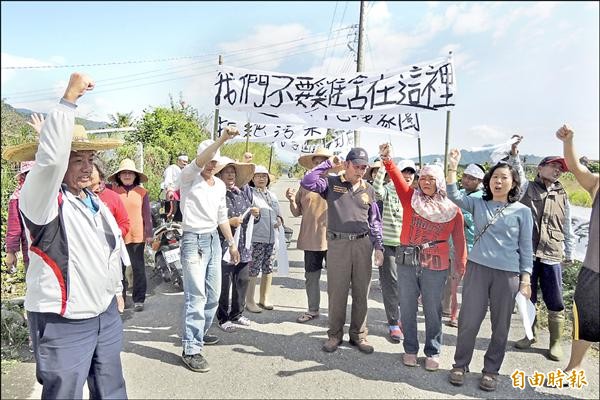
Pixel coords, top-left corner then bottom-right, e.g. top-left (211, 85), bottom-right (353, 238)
top-left (509, 140), bottom-right (575, 362)
top-left (301, 147), bottom-right (384, 354)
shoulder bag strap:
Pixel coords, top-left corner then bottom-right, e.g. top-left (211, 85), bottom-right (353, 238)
top-left (472, 202), bottom-right (510, 246)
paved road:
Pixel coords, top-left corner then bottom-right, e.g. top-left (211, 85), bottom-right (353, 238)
top-left (2, 176), bottom-right (598, 399)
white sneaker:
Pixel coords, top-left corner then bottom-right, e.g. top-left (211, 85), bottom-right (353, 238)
top-left (218, 321), bottom-right (236, 332)
top-left (233, 316), bottom-right (251, 326)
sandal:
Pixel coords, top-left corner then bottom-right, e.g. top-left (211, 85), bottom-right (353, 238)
top-left (296, 312), bottom-right (319, 323)
top-left (218, 321), bottom-right (236, 333)
top-left (449, 367), bottom-right (465, 386)
top-left (446, 319), bottom-right (458, 328)
top-left (479, 373), bottom-right (498, 392)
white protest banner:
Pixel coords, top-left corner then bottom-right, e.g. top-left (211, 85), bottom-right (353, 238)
top-left (277, 130), bottom-right (353, 156)
top-left (217, 115), bottom-right (327, 143)
top-left (251, 111), bottom-right (421, 138)
top-left (214, 57), bottom-right (455, 116)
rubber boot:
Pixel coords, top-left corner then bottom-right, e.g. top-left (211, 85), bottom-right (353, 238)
top-left (245, 277), bottom-right (262, 313)
top-left (515, 314), bottom-right (538, 349)
top-left (548, 310), bottom-right (565, 361)
top-left (258, 273), bottom-right (274, 310)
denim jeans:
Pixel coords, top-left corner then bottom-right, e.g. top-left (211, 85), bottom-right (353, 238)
top-left (397, 259), bottom-right (448, 357)
top-left (181, 230), bottom-right (222, 355)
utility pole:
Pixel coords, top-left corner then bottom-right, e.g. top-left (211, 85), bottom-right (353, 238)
top-left (212, 55), bottom-right (223, 141)
top-left (354, 0), bottom-right (366, 147)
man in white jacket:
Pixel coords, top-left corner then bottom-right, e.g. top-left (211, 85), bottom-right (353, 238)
top-left (2, 72), bottom-right (128, 399)
top-left (179, 127), bottom-right (240, 373)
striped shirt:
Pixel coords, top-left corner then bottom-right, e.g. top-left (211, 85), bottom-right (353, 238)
top-left (371, 168), bottom-right (402, 246)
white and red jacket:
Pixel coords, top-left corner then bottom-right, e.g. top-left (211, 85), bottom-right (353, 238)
top-left (19, 100), bottom-right (124, 319)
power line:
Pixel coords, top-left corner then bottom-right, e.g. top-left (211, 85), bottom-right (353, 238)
top-left (12, 41), bottom-right (348, 105)
top-left (319, 1), bottom-right (339, 74)
top-left (4, 33), bottom-right (350, 101)
top-left (1, 26), bottom-right (353, 71)
top-left (323, 1), bottom-right (351, 74)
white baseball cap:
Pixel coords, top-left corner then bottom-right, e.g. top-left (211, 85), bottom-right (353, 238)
top-left (196, 139), bottom-right (221, 161)
top-left (398, 159), bottom-right (417, 173)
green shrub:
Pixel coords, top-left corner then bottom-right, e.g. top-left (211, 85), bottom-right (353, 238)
top-left (1, 301), bottom-right (29, 361)
top-left (568, 189), bottom-right (593, 207)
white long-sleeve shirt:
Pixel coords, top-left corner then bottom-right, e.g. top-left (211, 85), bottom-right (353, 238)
top-left (19, 100), bottom-right (124, 319)
top-left (179, 161), bottom-right (228, 233)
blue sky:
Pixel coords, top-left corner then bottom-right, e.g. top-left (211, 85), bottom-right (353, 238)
top-left (2, 1), bottom-right (598, 163)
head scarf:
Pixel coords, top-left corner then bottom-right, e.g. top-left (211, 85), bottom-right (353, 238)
top-left (410, 164), bottom-right (458, 223)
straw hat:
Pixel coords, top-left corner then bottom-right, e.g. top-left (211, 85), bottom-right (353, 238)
top-left (366, 160), bottom-right (382, 179)
top-left (2, 124), bottom-right (123, 162)
top-left (298, 146), bottom-right (333, 170)
top-left (217, 157), bottom-right (256, 188)
top-left (108, 158), bottom-right (148, 183)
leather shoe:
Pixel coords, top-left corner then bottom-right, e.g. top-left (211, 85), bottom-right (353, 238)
top-left (349, 338), bottom-right (374, 354)
top-left (322, 337), bottom-right (342, 353)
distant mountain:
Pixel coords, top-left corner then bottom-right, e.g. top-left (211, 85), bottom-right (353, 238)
top-left (14, 107), bottom-right (108, 130)
top-left (398, 148), bottom-right (543, 167)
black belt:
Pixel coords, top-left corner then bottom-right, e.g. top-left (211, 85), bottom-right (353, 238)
top-left (327, 231), bottom-right (369, 241)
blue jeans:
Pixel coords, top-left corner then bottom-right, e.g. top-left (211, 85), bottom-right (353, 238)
top-left (181, 230), bottom-right (222, 355)
top-left (397, 261), bottom-right (448, 357)
top-left (530, 260), bottom-right (564, 312)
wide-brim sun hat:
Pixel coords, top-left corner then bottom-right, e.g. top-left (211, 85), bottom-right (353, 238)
top-left (217, 156), bottom-right (256, 187)
top-left (108, 158), bottom-right (148, 183)
top-left (366, 160), bottom-right (382, 178)
top-left (298, 146), bottom-right (333, 170)
top-left (2, 125), bottom-right (123, 162)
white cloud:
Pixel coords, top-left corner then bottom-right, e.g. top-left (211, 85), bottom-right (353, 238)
top-left (452, 3), bottom-right (492, 35)
top-left (468, 125), bottom-right (506, 140)
top-left (493, 2), bottom-right (557, 41)
top-left (1, 53), bottom-right (58, 84)
top-left (218, 24), bottom-right (312, 71)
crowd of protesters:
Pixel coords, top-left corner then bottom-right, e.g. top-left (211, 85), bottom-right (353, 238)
top-left (2, 72), bottom-right (598, 397)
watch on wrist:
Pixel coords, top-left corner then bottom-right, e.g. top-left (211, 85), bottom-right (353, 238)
top-left (227, 239), bottom-right (236, 248)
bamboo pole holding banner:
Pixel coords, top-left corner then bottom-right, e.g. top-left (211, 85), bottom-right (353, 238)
top-left (443, 51), bottom-right (453, 176)
top-left (212, 55), bottom-right (223, 141)
top-left (417, 133), bottom-right (423, 170)
top-left (443, 110), bottom-right (451, 176)
top-left (244, 122), bottom-right (251, 153)
top-left (268, 143), bottom-right (274, 173)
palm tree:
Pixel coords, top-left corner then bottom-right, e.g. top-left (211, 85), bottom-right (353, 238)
top-left (108, 112), bottom-right (134, 128)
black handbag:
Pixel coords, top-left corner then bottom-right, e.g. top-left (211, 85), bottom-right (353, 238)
top-left (398, 240), bottom-right (445, 267)
top-left (399, 245), bottom-right (422, 267)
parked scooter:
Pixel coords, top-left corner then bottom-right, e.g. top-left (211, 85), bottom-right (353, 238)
top-left (150, 200), bottom-right (183, 290)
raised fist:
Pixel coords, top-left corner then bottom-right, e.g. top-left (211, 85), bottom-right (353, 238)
top-left (379, 143), bottom-right (392, 160)
top-left (222, 125), bottom-right (239, 141)
top-left (448, 148), bottom-right (461, 169)
top-left (285, 188), bottom-right (296, 201)
top-left (63, 72), bottom-right (94, 103)
top-left (331, 155), bottom-right (343, 166)
top-left (556, 124), bottom-right (574, 142)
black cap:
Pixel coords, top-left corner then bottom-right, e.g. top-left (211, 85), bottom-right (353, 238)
top-left (345, 147), bottom-right (369, 166)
